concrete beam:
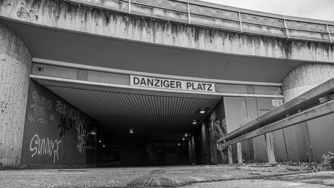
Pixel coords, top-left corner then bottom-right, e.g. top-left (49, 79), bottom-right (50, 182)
top-left (1, 0), bottom-right (334, 62)
top-left (31, 60), bottom-right (282, 98)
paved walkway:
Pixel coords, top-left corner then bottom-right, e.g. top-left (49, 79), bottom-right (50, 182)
top-left (0, 165), bottom-right (333, 187)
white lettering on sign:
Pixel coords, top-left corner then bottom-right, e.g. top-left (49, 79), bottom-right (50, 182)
top-left (130, 75), bottom-right (215, 92)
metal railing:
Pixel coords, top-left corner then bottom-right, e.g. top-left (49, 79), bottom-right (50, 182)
top-left (217, 77), bottom-right (334, 163)
top-left (69, 0), bottom-right (334, 43)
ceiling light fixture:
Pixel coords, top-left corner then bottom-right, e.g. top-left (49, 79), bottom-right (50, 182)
top-left (98, 139), bottom-right (102, 143)
top-left (129, 129), bottom-right (134, 134)
top-left (192, 120), bottom-right (197, 125)
top-left (185, 133), bottom-right (188, 137)
top-left (178, 143), bottom-right (180, 146)
top-left (102, 144), bottom-right (105, 148)
top-left (182, 137), bottom-right (185, 141)
top-left (88, 130), bottom-right (96, 135)
top-left (196, 107), bottom-right (209, 114)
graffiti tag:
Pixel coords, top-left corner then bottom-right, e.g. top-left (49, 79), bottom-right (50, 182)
top-left (28, 91), bottom-right (52, 124)
top-left (56, 101), bottom-right (81, 137)
top-left (16, 7), bottom-right (30, 18)
top-left (100, 150), bottom-right (121, 163)
top-left (76, 119), bottom-right (88, 154)
top-left (30, 134), bottom-right (62, 163)
top-left (56, 101), bottom-right (90, 154)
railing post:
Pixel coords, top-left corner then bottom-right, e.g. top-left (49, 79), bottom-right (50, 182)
top-left (283, 19), bottom-right (289, 38)
top-left (238, 12), bottom-right (243, 33)
top-left (228, 145), bottom-right (233, 164)
top-left (237, 142), bottom-right (243, 164)
top-left (265, 133), bottom-right (276, 164)
top-left (129, 0), bottom-right (131, 13)
top-left (327, 24), bottom-right (332, 43)
top-left (188, 3), bottom-right (191, 24)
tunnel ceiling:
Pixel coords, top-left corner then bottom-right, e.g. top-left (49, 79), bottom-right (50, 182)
top-left (45, 86), bottom-right (220, 143)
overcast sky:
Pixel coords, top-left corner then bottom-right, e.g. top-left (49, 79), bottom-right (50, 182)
top-left (199, 0), bottom-right (334, 21)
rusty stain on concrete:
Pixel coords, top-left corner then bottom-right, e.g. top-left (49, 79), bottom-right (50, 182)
top-left (1, 0), bottom-right (334, 62)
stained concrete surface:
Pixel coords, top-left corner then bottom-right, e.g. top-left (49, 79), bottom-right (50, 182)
top-left (0, 165), bottom-right (333, 188)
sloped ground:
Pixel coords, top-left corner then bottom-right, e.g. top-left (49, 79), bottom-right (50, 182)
top-left (0, 164), bottom-right (333, 188)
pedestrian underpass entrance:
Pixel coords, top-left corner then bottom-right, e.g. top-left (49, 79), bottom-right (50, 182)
top-left (27, 71), bottom-right (225, 167)
top-left (46, 84), bottom-right (221, 166)
top-left (17, 57), bottom-right (283, 168)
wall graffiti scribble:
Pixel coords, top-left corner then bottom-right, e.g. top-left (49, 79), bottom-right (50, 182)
top-left (28, 91), bottom-right (52, 124)
top-left (29, 134), bottom-right (62, 163)
top-left (0, 101), bottom-right (9, 114)
top-left (56, 101), bottom-right (81, 137)
top-left (100, 150), bottom-right (121, 163)
top-left (16, 7), bottom-right (30, 18)
top-left (76, 119), bottom-right (88, 154)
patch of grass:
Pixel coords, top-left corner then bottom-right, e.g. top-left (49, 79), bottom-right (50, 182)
top-left (322, 151), bottom-right (334, 170)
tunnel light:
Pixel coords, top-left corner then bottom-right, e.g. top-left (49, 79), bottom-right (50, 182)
top-left (88, 130), bottom-right (96, 135)
top-left (192, 120), bottom-right (197, 125)
top-left (196, 107), bottom-right (209, 114)
top-left (129, 129), bottom-right (134, 134)
top-left (98, 139), bottom-right (102, 143)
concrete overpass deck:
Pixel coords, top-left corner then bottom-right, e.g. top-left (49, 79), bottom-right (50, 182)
top-left (1, 0), bottom-right (334, 168)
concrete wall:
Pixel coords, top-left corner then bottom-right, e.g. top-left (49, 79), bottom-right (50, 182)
top-left (224, 97), bottom-right (282, 163)
top-left (20, 80), bottom-right (97, 167)
top-left (199, 99), bottom-right (226, 164)
top-left (1, 0), bottom-right (334, 63)
top-left (96, 148), bottom-right (121, 167)
top-left (282, 63), bottom-right (334, 162)
top-left (0, 23), bottom-right (31, 167)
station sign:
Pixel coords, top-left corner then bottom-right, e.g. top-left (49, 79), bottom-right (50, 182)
top-left (130, 75), bottom-right (215, 92)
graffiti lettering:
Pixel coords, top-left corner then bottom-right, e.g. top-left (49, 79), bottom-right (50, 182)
top-left (56, 101), bottom-right (81, 137)
top-left (16, 7), bottom-right (30, 18)
top-left (28, 91), bottom-right (52, 124)
top-left (29, 134), bottom-right (62, 163)
top-left (100, 150), bottom-right (121, 163)
top-left (0, 101), bottom-right (9, 114)
top-left (76, 120), bottom-right (88, 154)
top-left (56, 101), bottom-right (91, 154)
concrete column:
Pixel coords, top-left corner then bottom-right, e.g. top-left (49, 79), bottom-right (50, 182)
top-left (0, 23), bottom-right (31, 166)
top-left (282, 63), bottom-right (334, 101)
top-left (281, 63), bottom-right (334, 162)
